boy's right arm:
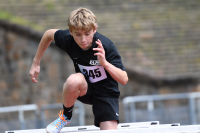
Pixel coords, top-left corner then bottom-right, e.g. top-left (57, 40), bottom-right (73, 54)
top-left (29, 29), bottom-right (59, 83)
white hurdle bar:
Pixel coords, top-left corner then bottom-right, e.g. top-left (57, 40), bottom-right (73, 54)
top-left (5, 121), bottom-right (158, 133)
top-left (5, 121), bottom-right (200, 133)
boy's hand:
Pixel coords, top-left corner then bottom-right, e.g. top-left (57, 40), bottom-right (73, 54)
top-left (93, 39), bottom-right (107, 66)
top-left (29, 62), bottom-right (40, 83)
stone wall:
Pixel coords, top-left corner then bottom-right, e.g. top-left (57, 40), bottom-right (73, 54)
top-left (0, 21), bottom-right (77, 124)
top-left (0, 22), bottom-right (70, 106)
top-left (0, 20), bottom-right (200, 127)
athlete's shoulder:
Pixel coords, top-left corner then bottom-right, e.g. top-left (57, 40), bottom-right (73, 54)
top-left (55, 29), bottom-right (73, 40)
top-left (94, 32), bottom-right (113, 48)
top-left (54, 29), bottom-right (74, 51)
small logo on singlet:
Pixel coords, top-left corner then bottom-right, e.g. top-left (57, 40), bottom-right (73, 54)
top-left (116, 113), bottom-right (119, 116)
top-left (89, 60), bottom-right (100, 65)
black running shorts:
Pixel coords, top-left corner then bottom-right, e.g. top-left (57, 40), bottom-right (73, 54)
top-left (77, 79), bottom-right (119, 127)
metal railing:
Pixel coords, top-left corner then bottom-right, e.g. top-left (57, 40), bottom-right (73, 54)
top-left (0, 101), bottom-right (85, 131)
top-left (0, 104), bottom-right (39, 130)
top-left (123, 92), bottom-right (200, 124)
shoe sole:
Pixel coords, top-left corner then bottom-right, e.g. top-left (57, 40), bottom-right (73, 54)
top-left (46, 128), bottom-right (62, 133)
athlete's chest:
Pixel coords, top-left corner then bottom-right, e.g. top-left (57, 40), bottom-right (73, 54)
top-left (70, 50), bottom-right (107, 83)
top-left (70, 51), bottom-right (96, 65)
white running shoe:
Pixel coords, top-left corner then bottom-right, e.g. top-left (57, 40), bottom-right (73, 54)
top-left (46, 110), bottom-right (71, 133)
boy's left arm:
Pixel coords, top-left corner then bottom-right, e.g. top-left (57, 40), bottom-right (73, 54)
top-left (93, 39), bottom-right (128, 85)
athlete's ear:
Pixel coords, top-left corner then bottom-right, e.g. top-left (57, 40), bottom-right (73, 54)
top-left (69, 29), bottom-right (73, 35)
top-left (93, 27), bottom-right (97, 33)
top-left (69, 31), bottom-right (72, 35)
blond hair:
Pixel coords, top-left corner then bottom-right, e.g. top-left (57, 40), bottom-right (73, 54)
top-left (68, 7), bottom-right (98, 31)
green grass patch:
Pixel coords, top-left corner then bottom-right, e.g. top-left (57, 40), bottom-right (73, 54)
top-left (0, 10), bottom-right (43, 31)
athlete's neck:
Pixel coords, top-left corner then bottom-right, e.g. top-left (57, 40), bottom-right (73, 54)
top-left (83, 42), bottom-right (92, 51)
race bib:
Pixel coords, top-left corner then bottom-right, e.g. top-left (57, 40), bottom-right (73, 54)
top-left (78, 64), bottom-right (107, 83)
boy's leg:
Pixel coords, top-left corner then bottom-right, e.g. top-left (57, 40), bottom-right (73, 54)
top-left (100, 120), bottom-right (118, 130)
top-left (62, 73), bottom-right (88, 108)
top-left (62, 73), bottom-right (88, 119)
top-left (46, 73), bottom-right (87, 133)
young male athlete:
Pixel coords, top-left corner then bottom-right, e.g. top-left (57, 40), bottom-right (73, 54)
top-left (29, 7), bottom-right (128, 133)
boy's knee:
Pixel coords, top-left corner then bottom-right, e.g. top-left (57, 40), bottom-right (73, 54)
top-left (63, 73), bottom-right (85, 91)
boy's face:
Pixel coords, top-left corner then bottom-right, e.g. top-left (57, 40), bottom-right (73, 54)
top-left (70, 28), bottom-right (97, 50)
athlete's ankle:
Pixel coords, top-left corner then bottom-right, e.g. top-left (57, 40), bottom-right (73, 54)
top-left (63, 104), bottom-right (74, 120)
